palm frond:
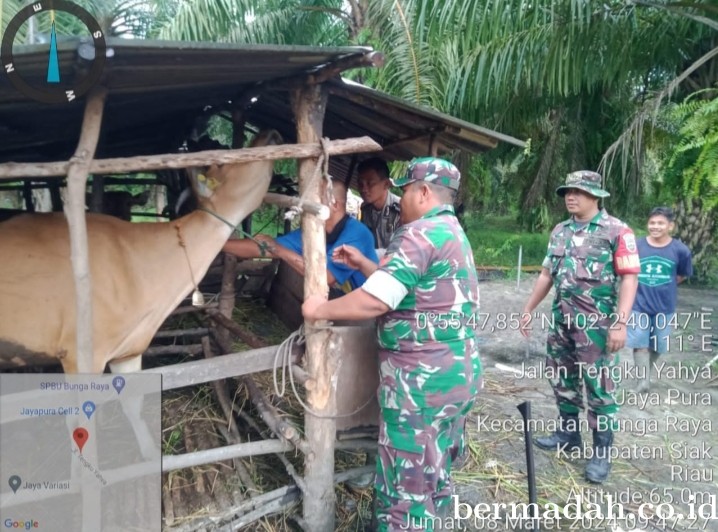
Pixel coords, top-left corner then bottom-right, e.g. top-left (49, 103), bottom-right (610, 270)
top-left (599, 45), bottom-right (718, 182)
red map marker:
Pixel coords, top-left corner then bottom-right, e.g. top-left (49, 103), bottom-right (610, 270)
top-left (73, 428), bottom-right (89, 453)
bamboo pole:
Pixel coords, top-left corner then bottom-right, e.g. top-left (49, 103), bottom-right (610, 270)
top-left (0, 137), bottom-right (382, 179)
top-left (162, 439), bottom-right (292, 472)
top-left (292, 84), bottom-right (337, 532)
top-left (65, 87), bottom-right (107, 373)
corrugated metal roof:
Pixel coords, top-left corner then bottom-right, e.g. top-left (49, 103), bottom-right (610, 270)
top-left (0, 38), bottom-right (524, 181)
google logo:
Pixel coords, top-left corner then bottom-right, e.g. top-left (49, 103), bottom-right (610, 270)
top-left (3, 520), bottom-right (39, 530)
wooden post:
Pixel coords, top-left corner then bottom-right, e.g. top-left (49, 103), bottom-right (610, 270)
top-left (216, 113), bottom-right (246, 347)
top-left (65, 87), bottom-right (107, 373)
top-left (49, 180), bottom-right (63, 211)
top-left (292, 84), bottom-right (337, 531)
top-left (22, 180), bottom-right (34, 212)
top-left (89, 174), bottom-right (105, 213)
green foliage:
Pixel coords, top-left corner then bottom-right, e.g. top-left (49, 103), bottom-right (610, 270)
top-left (154, 0), bottom-right (349, 46)
top-left (667, 91), bottom-right (718, 208)
top-left (461, 153), bottom-right (518, 216)
top-left (205, 115), bottom-right (232, 147)
top-left (464, 215), bottom-right (549, 267)
top-left (249, 204), bottom-right (292, 237)
top-left (519, 201), bottom-right (552, 233)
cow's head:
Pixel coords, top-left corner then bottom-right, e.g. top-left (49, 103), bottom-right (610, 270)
top-left (190, 130), bottom-right (282, 209)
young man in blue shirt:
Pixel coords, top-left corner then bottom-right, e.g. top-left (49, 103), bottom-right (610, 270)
top-left (627, 206), bottom-right (693, 392)
top-left (223, 179), bottom-right (378, 295)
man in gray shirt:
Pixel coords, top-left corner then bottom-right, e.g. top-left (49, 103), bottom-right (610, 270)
top-left (358, 157), bottom-right (401, 253)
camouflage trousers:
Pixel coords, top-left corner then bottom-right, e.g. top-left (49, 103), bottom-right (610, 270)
top-left (546, 319), bottom-right (620, 430)
top-left (375, 400), bottom-right (474, 531)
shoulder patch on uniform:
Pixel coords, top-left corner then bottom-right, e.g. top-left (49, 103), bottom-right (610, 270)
top-left (623, 233), bottom-right (637, 253)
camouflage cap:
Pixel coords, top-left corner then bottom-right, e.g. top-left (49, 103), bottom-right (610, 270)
top-left (555, 170), bottom-right (610, 198)
top-left (391, 157), bottom-right (461, 191)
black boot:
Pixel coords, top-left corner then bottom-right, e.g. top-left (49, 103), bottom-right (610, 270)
top-left (534, 413), bottom-right (582, 451)
top-left (585, 429), bottom-right (613, 483)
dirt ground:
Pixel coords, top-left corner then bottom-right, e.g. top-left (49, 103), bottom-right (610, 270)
top-left (453, 277), bottom-right (718, 532)
top-left (158, 277), bottom-right (716, 531)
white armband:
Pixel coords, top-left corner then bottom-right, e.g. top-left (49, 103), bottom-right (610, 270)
top-left (361, 270), bottom-right (408, 310)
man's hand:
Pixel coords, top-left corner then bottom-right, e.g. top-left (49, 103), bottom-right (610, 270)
top-left (519, 312), bottom-right (532, 339)
top-left (607, 323), bottom-right (627, 353)
top-left (302, 294), bottom-right (328, 321)
top-left (332, 244), bottom-right (366, 269)
top-left (254, 234), bottom-right (277, 253)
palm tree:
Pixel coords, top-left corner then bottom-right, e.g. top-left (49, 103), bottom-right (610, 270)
top-left (2, 0), bottom-right (158, 38)
top-left (659, 89), bottom-right (718, 281)
top-left (360, 0), bottom-right (716, 224)
top-left (5, 0), bottom-right (715, 269)
top-left (151, 0), bottom-right (350, 45)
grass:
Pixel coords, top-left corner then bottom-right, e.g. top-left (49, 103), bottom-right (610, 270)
top-left (463, 214), bottom-right (549, 268)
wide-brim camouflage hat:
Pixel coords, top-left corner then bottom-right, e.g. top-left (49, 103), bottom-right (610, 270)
top-left (391, 157), bottom-right (461, 191)
top-left (556, 170), bottom-right (610, 198)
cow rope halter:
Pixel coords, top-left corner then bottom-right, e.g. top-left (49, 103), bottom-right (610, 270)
top-left (173, 222), bottom-right (205, 306)
top-left (197, 136), bottom-right (333, 256)
top-left (195, 206), bottom-right (275, 256)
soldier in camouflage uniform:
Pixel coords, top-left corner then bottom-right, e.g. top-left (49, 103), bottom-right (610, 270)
top-left (304, 157), bottom-right (481, 530)
top-left (520, 171), bottom-right (640, 484)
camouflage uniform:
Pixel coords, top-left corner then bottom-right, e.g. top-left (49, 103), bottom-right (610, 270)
top-left (361, 191), bottom-right (402, 250)
top-left (362, 158), bottom-right (481, 530)
top-left (544, 173), bottom-right (640, 431)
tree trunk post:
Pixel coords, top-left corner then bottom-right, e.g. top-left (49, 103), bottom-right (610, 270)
top-left (89, 174), bottom-right (104, 213)
top-left (292, 84), bottom-right (336, 531)
top-left (65, 87), bottom-right (107, 373)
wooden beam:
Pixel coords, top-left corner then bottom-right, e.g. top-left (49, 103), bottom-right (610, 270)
top-left (241, 376), bottom-right (311, 456)
top-left (65, 88), bottom-right (107, 372)
top-left (167, 485), bottom-right (300, 532)
top-left (166, 465), bottom-right (375, 532)
top-left (206, 309), bottom-right (268, 348)
top-left (292, 83), bottom-right (338, 531)
top-left (153, 327), bottom-right (209, 339)
top-left (0, 137), bottom-right (382, 179)
top-left (306, 51), bottom-right (385, 85)
top-left (143, 344), bottom-right (203, 357)
top-left (140, 345), bottom-right (296, 390)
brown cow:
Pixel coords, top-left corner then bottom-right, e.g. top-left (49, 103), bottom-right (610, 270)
top-left (0, 130), bottom-right (280, 374)
top-left (87, 189), bottom-right (151, 221)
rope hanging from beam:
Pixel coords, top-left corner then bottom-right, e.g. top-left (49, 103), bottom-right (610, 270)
top-left (283, 137), bottom-right (332, 221)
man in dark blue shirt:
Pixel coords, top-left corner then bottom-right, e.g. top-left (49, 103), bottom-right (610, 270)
top-left (223, 179), bottom-right (378, 295)
top-left (626, 206), bottom-right (693, 392)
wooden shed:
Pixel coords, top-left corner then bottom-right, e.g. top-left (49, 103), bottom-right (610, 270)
top-left (0, 38), bottom-right (524, 531)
